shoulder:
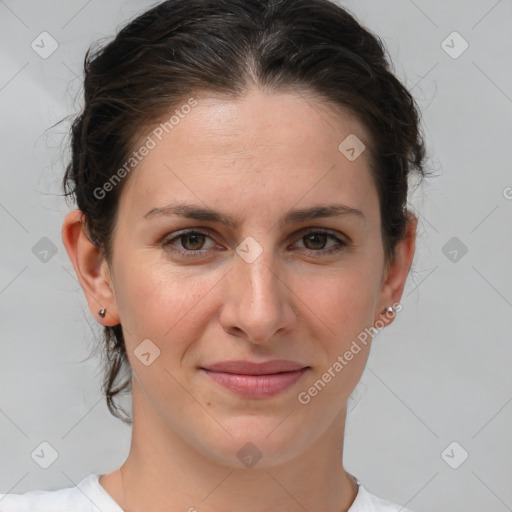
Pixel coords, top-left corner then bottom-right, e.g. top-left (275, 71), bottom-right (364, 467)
top-left (0, 473), bottom-right (124, 512)
top-left (349, 479), bottom-right (415, 512)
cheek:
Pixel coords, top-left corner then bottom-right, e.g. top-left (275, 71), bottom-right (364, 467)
top-left (293, 264), bottom-right (379, 338)
top-left (113, 255), bottom-right (214, 343)
top-left (295, 272), bottom-right (375, 402)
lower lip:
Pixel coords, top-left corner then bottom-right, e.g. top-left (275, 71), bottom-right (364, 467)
top-left (201, 368), bottom-right (309, 398)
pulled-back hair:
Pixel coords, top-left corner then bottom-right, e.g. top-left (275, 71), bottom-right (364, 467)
top-left (62, 0), bottom-right (430, 424)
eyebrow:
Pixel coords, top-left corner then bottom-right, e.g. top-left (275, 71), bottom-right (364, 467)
top-left (143, 201), bottom-right (366, 227)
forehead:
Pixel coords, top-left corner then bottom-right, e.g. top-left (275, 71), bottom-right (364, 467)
top-left (118, 88), bottom-right (378, 225)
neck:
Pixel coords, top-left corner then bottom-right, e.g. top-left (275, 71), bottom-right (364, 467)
top-left (102, 381), bottom-right (359, 512)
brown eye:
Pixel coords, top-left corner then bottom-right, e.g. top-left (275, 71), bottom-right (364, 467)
top-left (162, 230), bottom-right (217, 258)
top-left (179, 232), bottom-right (206, 250)
top-left (293, 230), bottom-right (348, 256)
top-left (303, 232), bottom-right (329, 250)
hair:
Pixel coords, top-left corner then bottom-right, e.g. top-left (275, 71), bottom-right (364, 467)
top-left (62, 0), bottom-right (431, 424)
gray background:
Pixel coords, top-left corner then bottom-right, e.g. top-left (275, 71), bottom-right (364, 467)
top-left (1, 1), bottom-right (511, 511)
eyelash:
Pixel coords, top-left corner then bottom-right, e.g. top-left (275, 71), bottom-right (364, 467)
top-left (162, 228), bottom-right (349, 259)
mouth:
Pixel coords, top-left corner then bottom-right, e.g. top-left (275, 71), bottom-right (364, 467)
top-left (199, 360), bottom-right (310, 398)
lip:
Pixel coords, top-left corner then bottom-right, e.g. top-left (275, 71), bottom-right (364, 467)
top-left (200, 360), bottom-right (310, 398)
top-left (202, 359), bottom-right (308, 375)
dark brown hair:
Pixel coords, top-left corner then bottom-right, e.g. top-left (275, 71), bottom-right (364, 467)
top-left (62, 0), bottom-right (431, 424)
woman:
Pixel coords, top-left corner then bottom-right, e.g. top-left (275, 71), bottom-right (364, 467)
top-left (0, 0), bottom-right (430, 510)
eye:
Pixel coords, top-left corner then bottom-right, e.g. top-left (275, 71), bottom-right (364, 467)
top-left (292, 229), bottom-right (348, 256)
top-left (162, 229), bottom-right (218, 257)
top-left (162, 228), bottom-right (349, 259)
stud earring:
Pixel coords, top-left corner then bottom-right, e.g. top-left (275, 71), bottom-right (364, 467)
top-left (98, 308), bottom-right (106, 318)
top-left (384, 306), bottom-right (394, 315)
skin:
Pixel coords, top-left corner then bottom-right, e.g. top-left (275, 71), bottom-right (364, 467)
top-left (62, 87), bottom-right (416, 512)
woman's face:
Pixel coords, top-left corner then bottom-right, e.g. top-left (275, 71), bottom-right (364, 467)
top-left (92, 88), bottom-right (410, 467)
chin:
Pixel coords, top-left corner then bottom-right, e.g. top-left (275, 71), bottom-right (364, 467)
top-left (194, 415), bottom-right (311, 469)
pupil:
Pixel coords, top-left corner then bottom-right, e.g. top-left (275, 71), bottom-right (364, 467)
top-left (184, 233), bottom-right (204, 250)
top-left (306, 233), bottom-right (326, 250)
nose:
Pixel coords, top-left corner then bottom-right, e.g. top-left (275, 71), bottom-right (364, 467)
top-left (219, 244), bottom-right (297, 345)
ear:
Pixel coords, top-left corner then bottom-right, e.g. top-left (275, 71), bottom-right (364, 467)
top-left (374, 211), bottom-right (417, 327)
top-left (61, 209), bottom-right (120, 326)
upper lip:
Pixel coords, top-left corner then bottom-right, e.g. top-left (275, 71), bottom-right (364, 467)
top-left (201, 360), bottom-right (309, 375)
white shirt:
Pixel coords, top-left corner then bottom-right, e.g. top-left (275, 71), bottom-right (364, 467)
top-left (0, 473), bottom-right (414, 512)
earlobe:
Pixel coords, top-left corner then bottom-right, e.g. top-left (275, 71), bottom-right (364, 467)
top-left (61, 209), bottom-right (120, 326)
top-left (374, 212), bottom-right (417, 327)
